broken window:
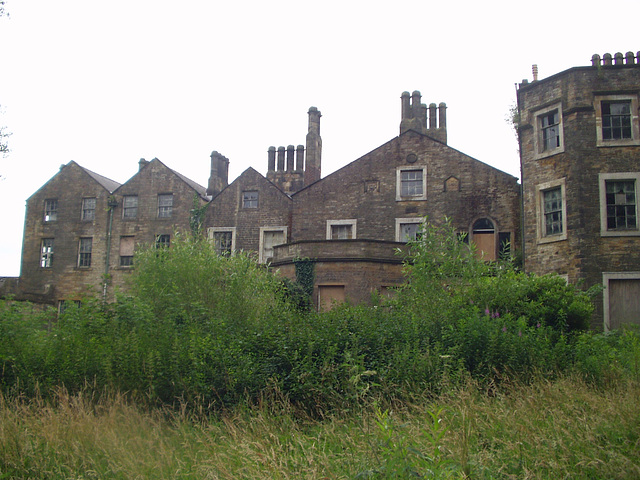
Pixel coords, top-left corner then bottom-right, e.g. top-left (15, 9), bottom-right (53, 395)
top-left (44, 199), bottom-right (58, 222)
top-left (41, 238), bottom-right (54, 268)
top-left (540, 110), bottom-right (560, 152)
top-left (606, 179), bottom-right (637, 230)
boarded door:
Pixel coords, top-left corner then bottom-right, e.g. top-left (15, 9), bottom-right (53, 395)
top-left (318, 285), bottom-right (345, 312)
top-left (609, 279), bottom-right (640, 329)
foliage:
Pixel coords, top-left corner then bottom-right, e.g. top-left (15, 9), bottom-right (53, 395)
top-left (0, 219), bottom-right (631, 417)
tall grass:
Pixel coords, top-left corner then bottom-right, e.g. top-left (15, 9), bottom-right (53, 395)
top-left (0, 375), bottom-right (638, 479)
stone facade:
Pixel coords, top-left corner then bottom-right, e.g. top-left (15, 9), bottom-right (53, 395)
top-left (517, 51), bottom-right (640, 330)
top-left (17, 158), bottom-right (208, 305)
top-left (12, 90), bottom-right (521, 312)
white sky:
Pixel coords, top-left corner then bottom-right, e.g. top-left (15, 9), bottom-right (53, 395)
top-left (0, 0), bottom-right (638, 276)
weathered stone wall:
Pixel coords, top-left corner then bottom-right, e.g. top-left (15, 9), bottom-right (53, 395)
top-left (291, 131), bottom-right (520, 246)
top-left (518, 54), bottom-right (640, 329)
top-left (205, 167), bottom-right (292, 254)
top-left (19, 162), bottom-right (118, 303)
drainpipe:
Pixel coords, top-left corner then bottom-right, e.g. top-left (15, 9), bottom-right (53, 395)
top-left (103, 196), bottom-right (118, 301)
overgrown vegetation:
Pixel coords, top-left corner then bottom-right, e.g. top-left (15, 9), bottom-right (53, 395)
top-left (1, 219), bottom-right (639, 478)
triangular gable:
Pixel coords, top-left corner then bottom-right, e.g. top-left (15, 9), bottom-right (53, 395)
top-left (212, 167), bottom-right (293, 202)
top-left (27, 160), bottom-right (121, 201)
top-left (114, 158), bottom-right (208, 199)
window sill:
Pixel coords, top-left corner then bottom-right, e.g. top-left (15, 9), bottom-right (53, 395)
top-left (601, 230), bottom-right (640, 237)
top-left (537, 234), bottom-right (567, 244)
top-left (596, 139), bottom-right (640, 147)
top-left (533, 148), bottom-right (564, 161)
top-left (395, 197), bottom-right (427, 202)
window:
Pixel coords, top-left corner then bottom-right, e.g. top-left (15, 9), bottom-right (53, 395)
top-left (123, 195), bottom-right (138, 219)
top-left (396, 167), bottom-right (427, 201)
top-left (395, 217), bottom-right (423, 242)
top-left (208, 227), bottom-right (236, 255)
top-left (81, 197), bottom-right (96, 221)
top-left (78, 238), bottom-right (92, 267)
top-left (602, 101), bottom-right (632, 140)
top-left (41, 238), bottom-right (54, 268)
top-left (119, 236), bottom-right (135, 267)
top-left (259, 227), bottom-right (287, 263)
top-left (44, 199), bottom-right (58, 222)
top-left (533, 103), bottom-right (564, 158)
top-left (599, 173), bottom-right (640, 236)
top-left (242, 191), bottom-right (258, 208)
top-left (543, 187), bottom-right (563, 235)
top-left (158, 194), bottom-right (173, 218)
top-left (595, 95), bottom-right (640, 146)
top-left (536, 178), bottom-right (567, 243)
top-left (540, 110), bottom-right (560, 151)
top-left (326, 219), bottom-right (357, 240)
top-left (156, 234), bottom-right (171, 248)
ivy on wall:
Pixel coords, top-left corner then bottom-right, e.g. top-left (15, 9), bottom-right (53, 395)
top-left (294, 257), bottom-right (315, 299)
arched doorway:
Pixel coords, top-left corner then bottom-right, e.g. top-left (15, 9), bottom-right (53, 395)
top-left (472, 218), bottom-right (496, 261)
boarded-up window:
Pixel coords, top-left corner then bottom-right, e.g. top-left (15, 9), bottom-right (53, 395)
top-left (445, 176), bottom-right (460, 192)
top-left (262, 230), bottom-right (285, 263)
top-left (119, 236), bottom-right (135, 267)
top-left (318, 285), bottom-right (345, 312)
top-left (608, 279), bottom-right (640, 329)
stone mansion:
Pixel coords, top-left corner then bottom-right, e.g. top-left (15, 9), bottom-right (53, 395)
top-left (5, 51), bottom-right (640, 330)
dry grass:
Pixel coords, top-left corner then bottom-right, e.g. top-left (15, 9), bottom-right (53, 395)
top-left (0, 376), bottom-right (638, 479)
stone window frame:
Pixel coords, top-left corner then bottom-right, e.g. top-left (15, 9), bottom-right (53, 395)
top-left (535, 178), bottom-right (567, 244)
top-left (602, 271), bottom-right (640, 332)
top-left (242, 191), bottom-right (259, 209)
top-left (81, 197), bottom-right (96, 221)
top-left (598, 172), bottom-right (640, 237)
top-left (208, 227), bottom-right (237, 256)
top-left (258, 226), bottom-right (288, 264)
top-left (44, 198), bottom-right (58, 222)
top-left (326, 219), bottom-right (357, 240)
top-left (396, 166), bottom-right (427, 201)
top-left (157, 193), bottom-right (173, 218)
top-left (533, 102), bottom-right (565, 159)
top-left (122, 195), bottom-right (138, 219)
top-left (395, 217), bottom-right (424, 242)
top-left (77, 237), bottom-right (93, 268)
top-left (41, 238), bottom-right (54, 268)
top-left (594, 94), bottom-right (640, 147)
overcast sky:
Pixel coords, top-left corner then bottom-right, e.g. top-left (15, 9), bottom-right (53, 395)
top-left (1, 0), bottom-right (638, 276)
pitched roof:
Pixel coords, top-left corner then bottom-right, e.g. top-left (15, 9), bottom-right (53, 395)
top-left (78, 164), bottom-right (122, 193)
top-left (169, 167), bottom-right (208, 199)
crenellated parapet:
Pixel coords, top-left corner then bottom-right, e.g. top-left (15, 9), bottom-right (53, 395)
top-left (399, 91), bottom-right (447, 144)
top-left (591, 51), bottom-right (639, 67)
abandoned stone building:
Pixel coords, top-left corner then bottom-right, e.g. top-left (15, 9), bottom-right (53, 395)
top-left (11, 90), bottom-right (520, 313)
top-left (517, 51), bottom-right (640, 330)
top-left (9, 51), bottom-right (640, 330)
